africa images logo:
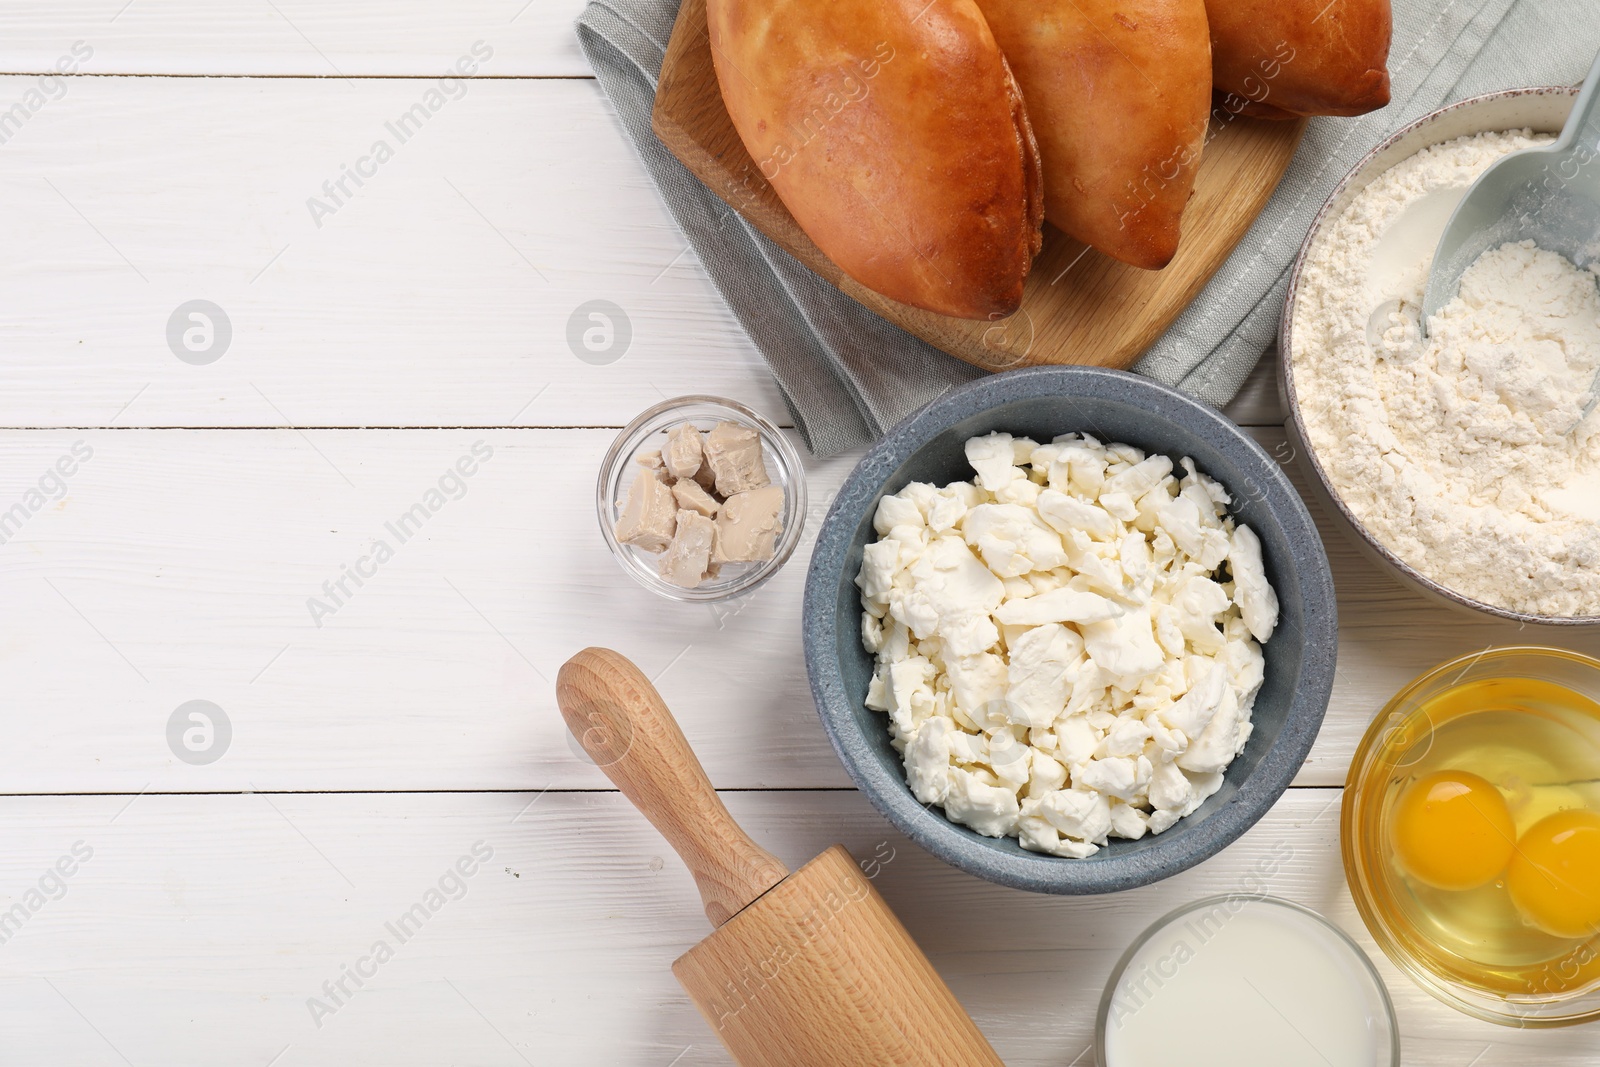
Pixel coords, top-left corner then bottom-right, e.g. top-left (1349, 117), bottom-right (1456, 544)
top-left (305, 41), bottom-right (494, 229)
top-left (0, 41), bottom-right (93, 148)
top-left (305, 841), bottom-right (494, 1028)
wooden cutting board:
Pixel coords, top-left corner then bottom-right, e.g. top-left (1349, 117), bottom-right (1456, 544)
top-left (651, 0), bottom-right (1307, 372)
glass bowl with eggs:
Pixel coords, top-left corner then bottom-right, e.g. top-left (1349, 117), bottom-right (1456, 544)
top-left (1343, 646), bottom-right (1600, 1026)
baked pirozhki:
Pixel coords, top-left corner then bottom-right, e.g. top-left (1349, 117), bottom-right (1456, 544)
top-left (707, 0), bottom-right (1044, 319)
top-left (1206, 0), bottom-right (1391, 118)
top-left (975, 0), bottom-right (1211, 269)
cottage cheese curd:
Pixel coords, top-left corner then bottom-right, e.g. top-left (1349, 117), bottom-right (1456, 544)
top-left (857, 432), bottom-right (1279, 858)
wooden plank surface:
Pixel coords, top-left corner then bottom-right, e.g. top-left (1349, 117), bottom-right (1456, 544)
top-left (0, 69), bottom-right (1287, 433)
top-left (2, 426), bottom-right (1594, 794)
top-left (0, 790), bottom-right (1578, 1066)
top-left (0, 2), bottom-right (593, 77)
top-left (0, 75), bottom-right (788, 430)
top-left (2, 14), bottom-right (1592, 1066)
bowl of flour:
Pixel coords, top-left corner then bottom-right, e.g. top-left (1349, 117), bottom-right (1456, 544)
top-left (1283, 86), bottom-right (1600, 626)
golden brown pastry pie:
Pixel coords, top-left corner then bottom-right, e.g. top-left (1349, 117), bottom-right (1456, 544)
top-left (976, 0), bottom-right (1212, 269)
top-left (708, 0), bottom-right (1044, 319)
top-left (1206, 0), bottom-right (1391, 118)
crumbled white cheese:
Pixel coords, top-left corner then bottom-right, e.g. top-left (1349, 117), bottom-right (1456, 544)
top-left (857, 432), bottom-right (1279, 858)
top-left (963, 504), bottom-right (1070, 576)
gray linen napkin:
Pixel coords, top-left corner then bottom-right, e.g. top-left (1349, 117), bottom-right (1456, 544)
top-left (577, 0), bottom-right (1598, 456)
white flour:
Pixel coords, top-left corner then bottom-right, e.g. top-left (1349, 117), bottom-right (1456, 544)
top-left (1291, 130), bottom-right (1600, 617)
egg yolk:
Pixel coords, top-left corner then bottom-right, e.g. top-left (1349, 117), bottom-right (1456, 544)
top-left (1507, 810), bottom-right (1600, 939)
top-left (1390, 770), bottom-right (1516, 891)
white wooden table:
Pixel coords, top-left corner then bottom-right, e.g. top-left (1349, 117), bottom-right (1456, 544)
top-left (1, 6), bottom-right (1597, 1064)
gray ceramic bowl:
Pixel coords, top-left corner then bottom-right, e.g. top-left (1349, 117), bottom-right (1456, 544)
top-left (803, 366), bottom-right (1337, 894)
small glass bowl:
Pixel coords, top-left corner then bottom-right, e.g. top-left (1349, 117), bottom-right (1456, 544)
top-left (596, 395), bottom-right (807, 602)
top-left (1343, 647), bottom-right (1600, 1027)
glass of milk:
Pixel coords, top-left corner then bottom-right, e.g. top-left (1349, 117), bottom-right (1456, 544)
top-left (1097, 895), bottom-right (1399, 1067)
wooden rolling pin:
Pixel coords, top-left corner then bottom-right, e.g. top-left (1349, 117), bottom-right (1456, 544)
top-left (556, 647), bottom-right (1005, 1067)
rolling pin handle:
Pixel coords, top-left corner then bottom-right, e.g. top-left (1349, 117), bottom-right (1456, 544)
top-left (555, 647), bottom-right (789, 928)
